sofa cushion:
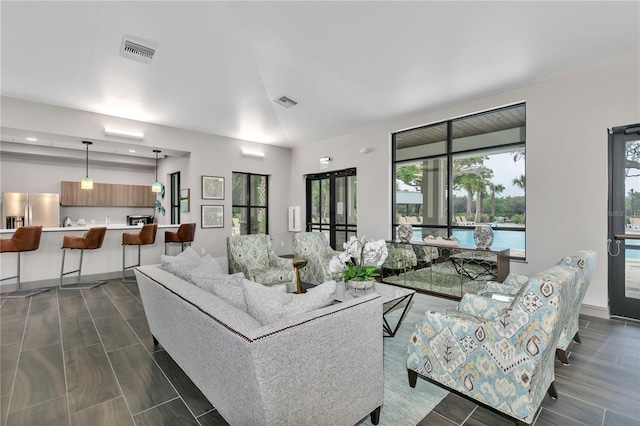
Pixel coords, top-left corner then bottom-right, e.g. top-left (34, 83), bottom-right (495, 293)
top-left (191, 274), bottom-right (287, 311)
top-left (160, 246), bottom-right (201, 280)
top-left (243, 279), bottom-right (337, 325)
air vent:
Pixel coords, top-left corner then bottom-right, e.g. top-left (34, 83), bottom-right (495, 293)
top-left (120, 37), bottom-right (156, 64)
top-left (273, 95), bottom-right (298, 108)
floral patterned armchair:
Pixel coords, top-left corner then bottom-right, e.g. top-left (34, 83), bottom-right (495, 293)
top-left (407, 265), bottom-right (576, 425)
top-left (227, 234), bottom-right (295, 292)
top-left (291, 232), bottom-right (343, 286)
top-left (478, 250), bottom-right (596, 364)
top-left (382, 242), bottom-right (417, 273)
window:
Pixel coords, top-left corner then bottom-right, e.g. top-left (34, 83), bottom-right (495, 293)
top-left (170, 172), bottom-right (180, 224)
top-left (392, 103), bottom-right (526, 258)
top-left (306, 168), bottom-right (357, 249)
top-left (232, 172), bottom-right (268, 235)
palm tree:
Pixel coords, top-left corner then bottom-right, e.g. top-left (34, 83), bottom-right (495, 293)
top-left (512, 175), bottom-right (526, 190)
top-left (488, 183), bottom-right (505, 217)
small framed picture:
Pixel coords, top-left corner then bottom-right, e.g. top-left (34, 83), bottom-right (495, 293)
top-left (201, 205), bottom-right (224, 228)
top-left (202, 176), bottom-right (224, 199)
top-left (179, 188), bottom-right (190, 212)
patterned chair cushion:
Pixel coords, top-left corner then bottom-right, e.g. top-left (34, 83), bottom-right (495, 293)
top-left (383, 244), bottom-right (417, 270)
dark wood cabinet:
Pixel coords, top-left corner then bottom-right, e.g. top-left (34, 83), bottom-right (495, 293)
top-left (60, 181), bottom-right (156, 207)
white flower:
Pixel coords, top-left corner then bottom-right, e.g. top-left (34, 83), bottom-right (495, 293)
top-left (328, 255), bottom-right (346, 273)
top-left (363, 240), bottom-right (388, 266)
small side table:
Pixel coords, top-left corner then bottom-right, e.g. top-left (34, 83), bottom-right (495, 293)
top-left (293, 259), bottom-right (308, 294)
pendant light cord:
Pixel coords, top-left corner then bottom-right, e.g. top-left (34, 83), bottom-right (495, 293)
top-left (82, 141), bottom-right (92, 178)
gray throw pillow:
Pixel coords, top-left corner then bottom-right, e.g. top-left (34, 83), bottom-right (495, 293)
top-left (191, 273), bottom-right (246, 310)
top-left (160, 246), bottom-right (201, 280)
top-left (186, 254), bottom-right (227, 281)
top-left (243, 279), bottom-right (337, 325)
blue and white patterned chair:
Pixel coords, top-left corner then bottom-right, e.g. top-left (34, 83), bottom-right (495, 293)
top-left (407, 264), bottom-right (576, 425)
top-left (479, 250), bottom-right (596, 364)
top-left (291, 232), bottom-right (343, 286)
top-left (227, 234), bottom-right (296, 292)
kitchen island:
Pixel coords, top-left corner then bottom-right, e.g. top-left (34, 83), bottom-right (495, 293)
top-left (0, 224), bottom-right (180, 291)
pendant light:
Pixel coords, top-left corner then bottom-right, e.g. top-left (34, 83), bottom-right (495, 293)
top-left (80, 141), bottom-right (94, 190)
top-left (151, 150), bottom-right (162, 193)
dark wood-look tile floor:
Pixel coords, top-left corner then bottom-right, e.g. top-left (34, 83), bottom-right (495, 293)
top-left (0, 280), bottom-right (229, 426)
top-left (2, 280), bottom-right (640, 426)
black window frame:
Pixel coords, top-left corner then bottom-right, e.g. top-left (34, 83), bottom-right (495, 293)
top-left (232, 171), bottom-right (269, 235)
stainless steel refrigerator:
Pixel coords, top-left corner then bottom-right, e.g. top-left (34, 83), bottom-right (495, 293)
top-left (2, 192), bottom-right (60, 229)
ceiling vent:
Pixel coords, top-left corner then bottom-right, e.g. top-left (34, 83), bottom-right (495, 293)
top-left (273, 95), bottom-right (298, 108)
top-left (120, 37), bottom-right (156, 64)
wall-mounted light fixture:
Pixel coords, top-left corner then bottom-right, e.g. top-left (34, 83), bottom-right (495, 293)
top-left (104, 127), bottom-right (144, 140)
top-left (241, 149), bottom-right (265, 158)
top-left (151, 150), bottom-right (162, 193)
top-left (320, 156), bottom-right (332, 170)
top-left (359, 147), bottom-right (372, 154)
top-left (81, 141), bottom-right (94, 190)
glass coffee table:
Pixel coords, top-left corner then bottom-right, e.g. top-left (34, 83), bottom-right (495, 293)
top-left (335, 282), bottom-right (415, 337)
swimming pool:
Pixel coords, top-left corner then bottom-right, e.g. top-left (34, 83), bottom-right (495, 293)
top-left (413, 228), bottom-right (525, 249)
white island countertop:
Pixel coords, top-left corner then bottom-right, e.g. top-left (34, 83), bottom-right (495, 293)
top-left (0, 224), bottom-right (179, 234)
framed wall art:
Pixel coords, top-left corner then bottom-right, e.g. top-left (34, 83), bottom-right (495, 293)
top-left (180, 188), bottom-right (190, 212)
top-left (202, 175), bottom-right (224, 199)
top-left (201, 205), bottom-right (224, 228)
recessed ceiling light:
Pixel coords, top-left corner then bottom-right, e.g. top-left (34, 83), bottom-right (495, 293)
top-left (27, 137), bottom-right (37, 141)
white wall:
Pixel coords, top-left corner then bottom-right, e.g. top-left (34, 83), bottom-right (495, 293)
top-left (290, 57), bottom-right (640, 314)
top-left (1, 97), bottom-right (293, 258)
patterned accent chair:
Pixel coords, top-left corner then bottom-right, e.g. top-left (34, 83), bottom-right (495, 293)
top-left (407, 264), bottom-right (576, 425)
top-left (413, 245), bottom-right (437, 267)
top-left (478, 250), bottom-right (597, 364)
top-left (382, 243), bottom-right (417, 274)
top-left (227, 234), bottom-right (295, 292)
top-left (291, 232), bottom-right (343, 286)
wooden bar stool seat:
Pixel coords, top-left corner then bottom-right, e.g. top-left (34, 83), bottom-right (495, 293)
top-left (164, 223), bottom-right (196, 254)
top-left (1, 226), bottom-right (47, 299)
top-left (59, 227), bottom-right (107, 290)
top-left (122, 224), bottom-right (157, 282)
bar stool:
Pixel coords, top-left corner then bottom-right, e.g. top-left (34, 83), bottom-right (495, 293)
top-left (164, 223), bottom-right (196, 254)
top-left (59, 227), bottom-right (107, 290)
top-left (122, 223), bottom-right (157, 282)
top-left (1, 226), bottom-right (48, 299)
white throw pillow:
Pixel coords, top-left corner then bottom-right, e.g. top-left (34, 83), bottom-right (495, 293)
top-left (160, 246), bottom-right (201, 280)
top-left (243, 279), bottom-right (337, 325)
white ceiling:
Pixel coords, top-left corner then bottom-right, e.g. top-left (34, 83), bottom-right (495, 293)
top-left (1, 1), bottom-right (638, 153)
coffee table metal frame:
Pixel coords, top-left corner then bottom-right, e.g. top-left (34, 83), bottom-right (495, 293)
top-left (335, 281), bottom-right (415, 338)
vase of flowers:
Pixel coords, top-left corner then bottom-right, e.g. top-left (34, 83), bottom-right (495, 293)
top-left (329, 236), bottom-right (389, 294)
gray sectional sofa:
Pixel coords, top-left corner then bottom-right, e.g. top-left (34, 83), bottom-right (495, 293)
top-left (134, 264), bottom-right (384, 425)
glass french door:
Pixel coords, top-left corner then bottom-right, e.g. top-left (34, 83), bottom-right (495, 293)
top-left (608, 123), bottom-right (640, 320)
top-left (305, 168), bottom-right (357, 249)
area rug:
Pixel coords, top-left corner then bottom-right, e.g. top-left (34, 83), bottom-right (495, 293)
top-left (356, 291), bottom-right (458, 426)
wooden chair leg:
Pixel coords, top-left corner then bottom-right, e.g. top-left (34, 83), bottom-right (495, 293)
top-left (556, 348), bottom-right (569, 365)
top-left (408, 369), bottom-right (418, 388)
top-left (370, 406), bottom-right (381, 425)
top-left (547, 381), bottom-right (558, 399)
top-left (573, 331), bottom-right (581, 344)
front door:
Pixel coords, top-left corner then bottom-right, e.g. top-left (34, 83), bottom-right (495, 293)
top-left (608, 123), bottom-right (640, 320)
top-left (305, 168), bottom-right (357, 249)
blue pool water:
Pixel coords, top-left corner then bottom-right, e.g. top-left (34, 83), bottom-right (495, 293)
top-left (414, 228), bottom-right (525, 249)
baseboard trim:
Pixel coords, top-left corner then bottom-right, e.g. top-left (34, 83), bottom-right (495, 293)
top-left (579, 303), bottom-right (609, 319)
top-left (0, 271), bottom-right (129, 292)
